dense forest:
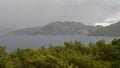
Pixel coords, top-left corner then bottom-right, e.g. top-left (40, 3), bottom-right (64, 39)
top-left (0, 39), bottom-right (120, 68)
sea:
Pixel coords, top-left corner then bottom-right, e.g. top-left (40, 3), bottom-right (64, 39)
top-left (0, 35), bottom-right (119, 52)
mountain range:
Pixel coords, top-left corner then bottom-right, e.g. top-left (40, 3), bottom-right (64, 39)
top-left (10, 21), bottom-right (102, 35)
top-left (10, 21), bottom-right (120, 36)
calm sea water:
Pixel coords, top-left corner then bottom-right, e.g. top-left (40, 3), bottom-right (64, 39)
top-left (0, 35), bottom-right (118, 52)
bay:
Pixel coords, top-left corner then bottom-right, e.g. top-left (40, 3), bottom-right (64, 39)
top-left (0, 35), bottom-right (118, 52)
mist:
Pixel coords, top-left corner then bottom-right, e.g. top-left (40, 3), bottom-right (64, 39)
top-left (0, 0), bottom-right (120, 30)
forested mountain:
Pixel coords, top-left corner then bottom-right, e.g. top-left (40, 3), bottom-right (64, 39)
top-left (90, 21), bottom-right (120, 36)
top-left (11, 21), bottom-right (102, 35)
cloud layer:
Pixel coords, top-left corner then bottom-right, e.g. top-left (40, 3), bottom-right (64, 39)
top-left (0, 0), bottom-right (120, 29)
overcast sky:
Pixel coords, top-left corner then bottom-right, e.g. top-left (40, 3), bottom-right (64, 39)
top-left (0, 0), bottom-right (120, 29)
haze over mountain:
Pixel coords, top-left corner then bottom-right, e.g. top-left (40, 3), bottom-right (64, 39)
top-left (90, 21), bottom-right (120, 36)
top-left (94, 16), bottom-right (120, 26)
top-left (11, 21), bottom-right (102, 35)
top-left (0, 27), bottom-right (13, 35)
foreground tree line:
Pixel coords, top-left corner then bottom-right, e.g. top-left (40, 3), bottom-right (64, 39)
top-left (0, 39), bottom-right (120, 68)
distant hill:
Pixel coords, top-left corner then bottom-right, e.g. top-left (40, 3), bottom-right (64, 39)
top-left (10, 21), bottom-right (102, 35)
top-left (89, 21), bottom-right (120, 36)
top-left (0, 27), bottom-right (13, 35)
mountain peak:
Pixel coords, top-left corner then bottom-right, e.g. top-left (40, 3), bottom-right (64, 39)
top-left (49, 21), bottom-right (84, 25)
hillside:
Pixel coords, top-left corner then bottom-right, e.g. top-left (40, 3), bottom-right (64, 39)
top-left (11, 21), bottom-right (101, 35)
top-left (90, 21), bottom-right (120, 36)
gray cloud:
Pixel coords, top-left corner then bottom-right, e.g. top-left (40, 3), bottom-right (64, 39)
top-left (0, 0), bottom-right (120, 29)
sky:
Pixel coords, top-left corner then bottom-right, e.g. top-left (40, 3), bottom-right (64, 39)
top-left (0, 0), bottom-right (120, 29)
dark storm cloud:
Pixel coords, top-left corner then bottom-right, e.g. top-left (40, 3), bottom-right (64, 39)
top-left (0, 0), bottom-right (120, 29)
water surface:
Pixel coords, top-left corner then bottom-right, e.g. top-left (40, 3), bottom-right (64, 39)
top-left (0, 35), bottom-right (118, 52)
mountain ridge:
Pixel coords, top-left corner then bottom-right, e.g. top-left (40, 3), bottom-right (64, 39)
top-left (10, 21), bottom-right (102, 35)
top-left (89, 21), bottom-right (120, 36)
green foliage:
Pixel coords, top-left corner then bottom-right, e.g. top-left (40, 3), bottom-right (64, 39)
top-left (0, 39), bottom-right (120, 68)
